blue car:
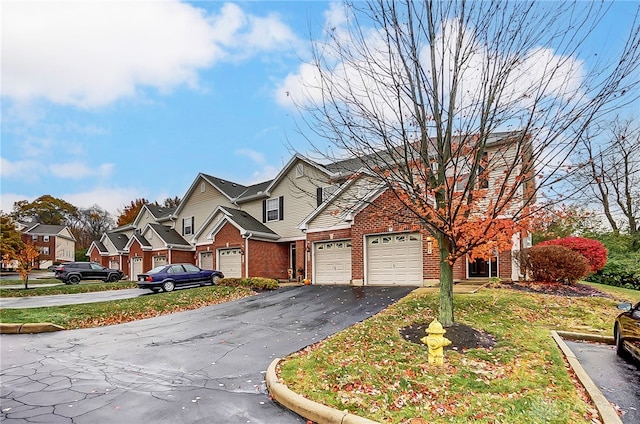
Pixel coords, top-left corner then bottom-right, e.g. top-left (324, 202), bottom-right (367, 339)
top-left (137, 263), bottom-right (224, 293)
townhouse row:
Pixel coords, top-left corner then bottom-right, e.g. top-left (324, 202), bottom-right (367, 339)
top-left (89, 133), bottom-right (531, 285)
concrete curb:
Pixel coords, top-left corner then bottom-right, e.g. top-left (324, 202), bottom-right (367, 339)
top-left (0, 323), bottom-right (65, 334)
top-left (266, 358), bottom-right (380, 424)
top-left (554, 330), bottom-right (615, 345)
top-left (551, 330), bottom-right (622, 424)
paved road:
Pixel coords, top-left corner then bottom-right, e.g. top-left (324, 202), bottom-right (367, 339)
top-left (565, 340), bottom-right (640, 424)
top-left (1, 285), bottom-right (413, 424)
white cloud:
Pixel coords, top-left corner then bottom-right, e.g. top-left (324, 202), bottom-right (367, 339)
top-left (234, 149), bottom-right (279, 183)
top-left (63, 187), bottom-right (143, 216)
top-left (0, 157), bottom-right (42, 181)
top-left (0, 192), bottom-right (27, 215)
top-left (275, 6), bottom-right (587, 126)
top-left (2, 1), bottom-right (300, 108)
top-left (49, 162), bottom-right (114, 180)
top-left (236, 148), bottom-right (266, 164)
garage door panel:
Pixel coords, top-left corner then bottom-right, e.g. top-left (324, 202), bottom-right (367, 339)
top-left (314, 241), bottom-right (351, 285)
top-left (132, 258), bottom-right (143, 278)
top-left (219, 248), bottom-right (241, 278)
top-left (367, 233), bottom-right (422, 286)
top-left (200, 251), bottom-right (214, 270)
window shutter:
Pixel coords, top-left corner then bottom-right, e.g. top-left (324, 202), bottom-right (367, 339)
top-left (262, 200), bottom-right (267, 223)
top-left (191, 217), bottom-right (194, 234)
top-left (182, 219), bottom-right (185, 234)
top-left (279, 196), bottom-right (284, 220)
top-left (316, 187), bottom-right (323, 207)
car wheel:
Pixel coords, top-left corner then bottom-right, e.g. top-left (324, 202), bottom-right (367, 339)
top-left (108, 274), bottom-right (119, 282)
top-left (69, 275), bottom-right (81, 284)
top-left (162, 281), bottom-right (175, 292)
top-left (614, 324), bottom-right (626, 357)
top-left (212, 275), bottom-right (220, 285)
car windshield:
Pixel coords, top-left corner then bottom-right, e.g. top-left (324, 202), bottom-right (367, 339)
top-left (146, 266), bottom-right (168, 274)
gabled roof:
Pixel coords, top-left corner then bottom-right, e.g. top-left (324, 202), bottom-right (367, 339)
top-left (23, 223), bottom-right (66, 235)
top-left (124, 232), bottom-right (152, 250)
top-left (219, 206), bottom-right (278, 238)
top-left (111, 224), bottom-right (136, 233)
top-left (299, 172), bottom-right (387, 230)
top-left (105, 232), bottom-right (129, 251)
top-left (249, 153), bottom-right (336, 200)
top-left (147, 223), bottom-right (192, 248)
top-left (195, 206), bottom-right (279, 242)
top-left (132, 203), bottom-right (176, 227)
top-left (87, 240), bottom-right (108, 255)
top-left (144, 204), bottom-right (175, 221)
top-left (23, 223), bottom-right (77, 241)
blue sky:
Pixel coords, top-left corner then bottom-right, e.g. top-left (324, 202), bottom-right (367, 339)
top-left (1, 1), bottom-right (638, 216)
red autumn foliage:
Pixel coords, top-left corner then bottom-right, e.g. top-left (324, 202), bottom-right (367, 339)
top-left (524, 245), bottom-right (591, 284)
top-left (538, 236), bottom-right (608, 273)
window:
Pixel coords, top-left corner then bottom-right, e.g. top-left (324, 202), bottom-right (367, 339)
top-left (90, 263), bottom-right (104, 270)
top-left (263, 196), bottom-right (283, 222)
top-left (317, 185), bottom-right (339, 206)
top-left (295, 163), bottom-right (304, 178)
top-left (201, 181), bottom-right (206, 192)
top-left (40, 246), bottom-right (49, 255)
top-left (43, 236), bottom-right (50, 242)
top-left (266, 198), bottom-right (279, 221)
top-left (478, 152), bottom-right (489, 189)
top-left (32, 235), bottom-right (38, 241)
top-left (183, 264), bottom-right (199, 272)
top-left (183, 216), bottom-right (194, 235)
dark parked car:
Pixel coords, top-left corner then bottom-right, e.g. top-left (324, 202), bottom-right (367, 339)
top-left (54, 262), bottom-right (124, 284)
top-left (137, 263), bottom-right (224, 293)
top-left (614, 301), bottom-right (640, 363)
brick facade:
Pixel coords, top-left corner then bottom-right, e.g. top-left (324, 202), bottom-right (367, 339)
top-left (306, 190), bottom-right (514, 285)
top-left (247, 239), bottom-right (289, 280)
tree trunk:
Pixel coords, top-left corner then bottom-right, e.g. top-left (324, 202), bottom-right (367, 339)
top-left (23, 276), bottom-right (29, 290)
top-left (438, 237), bottom-right (454, 326)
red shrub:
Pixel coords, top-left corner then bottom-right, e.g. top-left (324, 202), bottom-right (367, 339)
top-left (539, 237), bottom-right (608, 273)
top-left (524, 245), bottom-right (591, 284)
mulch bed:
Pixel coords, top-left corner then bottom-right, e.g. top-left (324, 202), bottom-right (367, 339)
top-left (498, 281), bottom-right (612, 298)
top-left (400, 282), bottom-right (611, 351)
top-left (399, 322), bottom-right (497, 351)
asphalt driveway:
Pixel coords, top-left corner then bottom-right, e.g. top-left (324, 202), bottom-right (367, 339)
top-left (1, 285), bottom-right (413, 423)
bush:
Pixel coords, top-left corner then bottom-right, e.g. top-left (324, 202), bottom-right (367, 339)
top-left (585, 251), bottom-right (640, 290)
top-left (218, 277), bottom-right (279, 290)
top-left (538, 237), bottom-right (608, 273)
top-left (523, 245), bottom-right (591, 284)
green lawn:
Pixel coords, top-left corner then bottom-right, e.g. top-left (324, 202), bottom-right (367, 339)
top-left (279, 283), bottom-right (638, 424)
top-left (0, 280), bottom-right (137, 296)
top-left (0, 285), bottom-right (254, 328)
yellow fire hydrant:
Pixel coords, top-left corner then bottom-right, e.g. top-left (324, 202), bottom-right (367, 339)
top-left (421, 319), bottom-right (452, 366)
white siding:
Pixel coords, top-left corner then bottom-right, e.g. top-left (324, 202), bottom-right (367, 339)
top-left (174, 177), bottom-right (234, 238)
top-left (242, 162), bottom-right (329, 239)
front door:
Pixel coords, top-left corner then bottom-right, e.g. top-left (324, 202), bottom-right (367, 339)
top-left (468, 257), bottom-right (498, 278)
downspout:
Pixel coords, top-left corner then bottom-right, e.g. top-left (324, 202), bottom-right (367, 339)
top-left (244, 233), bottom-right (253, 278)
top-left (168, 245), bottom-right (172, 264)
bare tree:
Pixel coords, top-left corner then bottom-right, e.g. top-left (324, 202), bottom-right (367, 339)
top-left (573, 117), bottom-right (639, 248)
top-left (285, 1), bottom-right (640, 325)
top-left (69, 205), bottom-right (115, 249)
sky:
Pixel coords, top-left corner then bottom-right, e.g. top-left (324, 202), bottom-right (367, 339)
top-left (1, 0), bottom-right (639, 217)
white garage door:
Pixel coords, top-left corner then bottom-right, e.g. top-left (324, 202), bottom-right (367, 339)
top-left (154, 256), bottom-right (167, 268)
top-left (131, 258), bottom-right (143, 278)
top-left (219, 248), bottom-right (242, 278)
top-left (314, 240), bottom-right (352, 285)
top-left (366, 233), bottom-right (422, 285)
top-left (200, 251), bottom-right (214, 270)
